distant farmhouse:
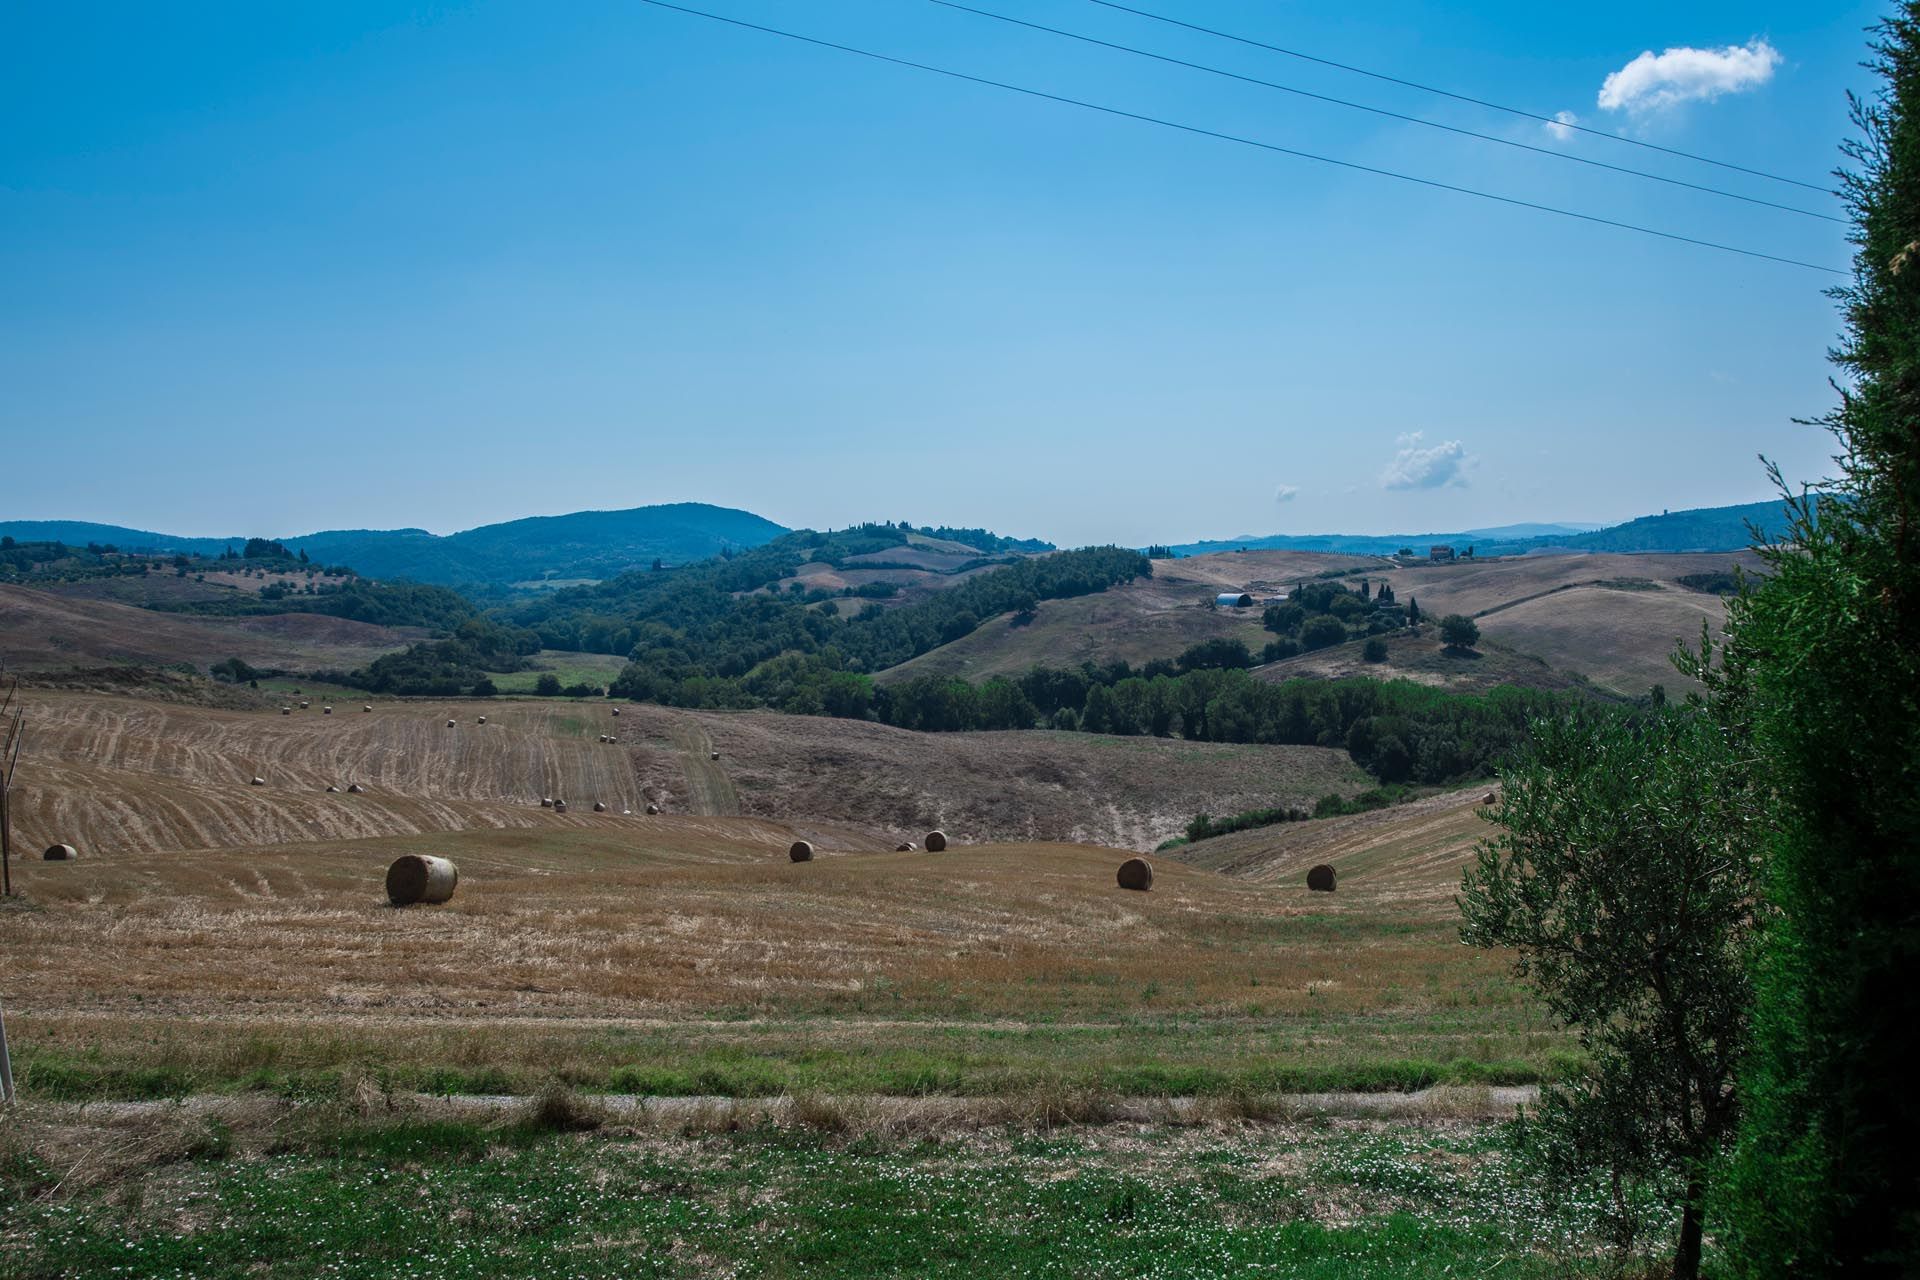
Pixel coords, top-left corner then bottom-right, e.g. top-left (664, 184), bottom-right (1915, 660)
top-left (1429, 545), bottom-right (1456, 562)
top-left (1215, 592), bottom-right (1254, 607)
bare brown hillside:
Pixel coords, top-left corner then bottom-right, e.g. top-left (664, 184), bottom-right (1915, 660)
top-left (0, 583), bottom-right (420, 673)
top-left (615, 703), bottom-right (1367, 851)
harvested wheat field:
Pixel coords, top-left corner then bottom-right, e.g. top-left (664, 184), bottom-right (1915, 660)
top-left (1173, 787), bottom-right (1495, 917)
top-left (0, 692), bottom-right (1549, 1102)
top-left (2, 809), bottom-right (1548, 1100)
top-left (6, 692), bottom-right (1367, 858)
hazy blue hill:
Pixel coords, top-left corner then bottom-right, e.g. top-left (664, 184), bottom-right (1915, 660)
top-left (1514, 500), bottom-right (1792, 553)
top-left (0, 520), bottom-right (239, 556)
top-left (1170, 523), bottom-right (1598, 557)
top-left (0, 503), bottom-right (790, 587)
top-left (284, 503), bottom-right (791, 585)
top-left (1170, 501), bottom-right (1791, 558)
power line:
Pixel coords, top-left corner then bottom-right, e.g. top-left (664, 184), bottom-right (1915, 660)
top-left (931, 0), bottom-right (1840, 223)
top-left (633, 0), bottom-right (1844, 275)
top-left (1082, 0), bottom-right (1835, 195)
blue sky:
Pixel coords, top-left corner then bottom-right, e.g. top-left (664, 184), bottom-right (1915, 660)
top-left (0, 1), bottom-right (1879, 546)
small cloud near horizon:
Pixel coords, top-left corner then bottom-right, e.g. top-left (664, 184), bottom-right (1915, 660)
top-left (1380, 432), bottom-right (1469, 490)
top-left (1545, 109), bottom-right (1579, 141)
top-left (1597, 39), bottom-right (1781, 116)
top-left (1274, 483), bottom-right (1299, 503)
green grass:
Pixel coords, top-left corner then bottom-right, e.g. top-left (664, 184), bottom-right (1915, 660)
top-left (1, 1113), bottom-right (1651, 1278)
top-left (11, 1015), bottom-right (1570, 1104)
top-left (485, 651), bottom-right (628, 693)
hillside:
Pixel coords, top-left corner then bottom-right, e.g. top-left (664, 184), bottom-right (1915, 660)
top-left (0, 583), bottom-right (424, 675)
top-left (7, 692), bottom-right (1367, 858)
top-left (881, 550), bottom-right (1361, 683)
top-left (889, 548), bottom-right (1756, 699)
top-left (0, 502), bottom-right (790, 589)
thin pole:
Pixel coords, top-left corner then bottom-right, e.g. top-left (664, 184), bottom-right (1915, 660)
top-left (0, 1002), bottom-right (13, 1105)
top-left (0, 681), bottom-right (17, 899)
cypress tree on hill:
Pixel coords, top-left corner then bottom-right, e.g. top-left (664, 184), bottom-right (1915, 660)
top-left (1722, 7), bottom-right (1920, 1275)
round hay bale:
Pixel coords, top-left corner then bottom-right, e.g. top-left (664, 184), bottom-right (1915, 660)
top-left (1306, 864), bottom-right (1338, 892)
top-left (540, 797), bottom-right (553, 808)
top-left (553, 799), bottom-right (568, 814)
top-left (924, 830), bottom-right (948, 852)
top-left (788, 840), bottom-right (814, 862)
top-left (477, 716), bottom-right (487, 725)
top-left (645, 803), bottom-right (661, 815)
top-left (1483, 791), bottom-right (1497, 806)
top-left (363, 705), bottom-right (373, 713)
top-left (710, 750), bottom-right (720, 761)
top-left (250, 775), bottom-right (266, 786)
top-left (326, 785), bottom-right (339, 793)
top-left (386, 854), bottom-right (458, 907)
top-left (611, 708), bottom-right (621, 717)
top-left (1116, 857), bottom-right (1154, 891)
top-left (347, 783), bottom-right (365, 794)
top-left (592, 801), bottom-right (607, 813)
top-left (43, 843), bottom-right (77, 861)
top-left (300, 701), bottom-right (310, 709)
top-left (896, 841), bottom-right (917, 852)
top-left (280, 707), bottom-right (291, 715)
top-left (323, 706), bottom-right (333, 715)
top-left (445, 719), bottom-right (456, 728)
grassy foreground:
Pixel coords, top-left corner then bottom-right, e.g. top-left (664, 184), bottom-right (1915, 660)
top-left (0, 1094), bottom-right (1643, 1279)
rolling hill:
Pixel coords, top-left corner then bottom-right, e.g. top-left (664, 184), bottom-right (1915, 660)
top-left (887, 548), bottom-right (1759, 699)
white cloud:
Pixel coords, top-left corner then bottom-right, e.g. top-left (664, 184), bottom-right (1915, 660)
top-left (1380, 432), bottom-right (1468, 490)
top-left (1597, 39), bottom-right (1781, 115)
top-left (1274, 483), bottom-right (1299, 504)
top-left (1545, 109), bottom-right (1579, 141)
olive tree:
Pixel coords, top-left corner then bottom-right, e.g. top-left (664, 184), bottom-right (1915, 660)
top-left (1460, 704), bottom-right (1760, 1279)
top-left (1438, 613), bottom-right (1480, 650)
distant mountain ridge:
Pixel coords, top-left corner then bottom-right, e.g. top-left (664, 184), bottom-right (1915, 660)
top-left (0, 503), bottom-right (790, 588)
top-left (1170, 500), bottom-right (1792, 558)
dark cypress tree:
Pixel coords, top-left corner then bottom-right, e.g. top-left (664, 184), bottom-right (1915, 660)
top-left (1722, 8), bottom-right (1920, 1275)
